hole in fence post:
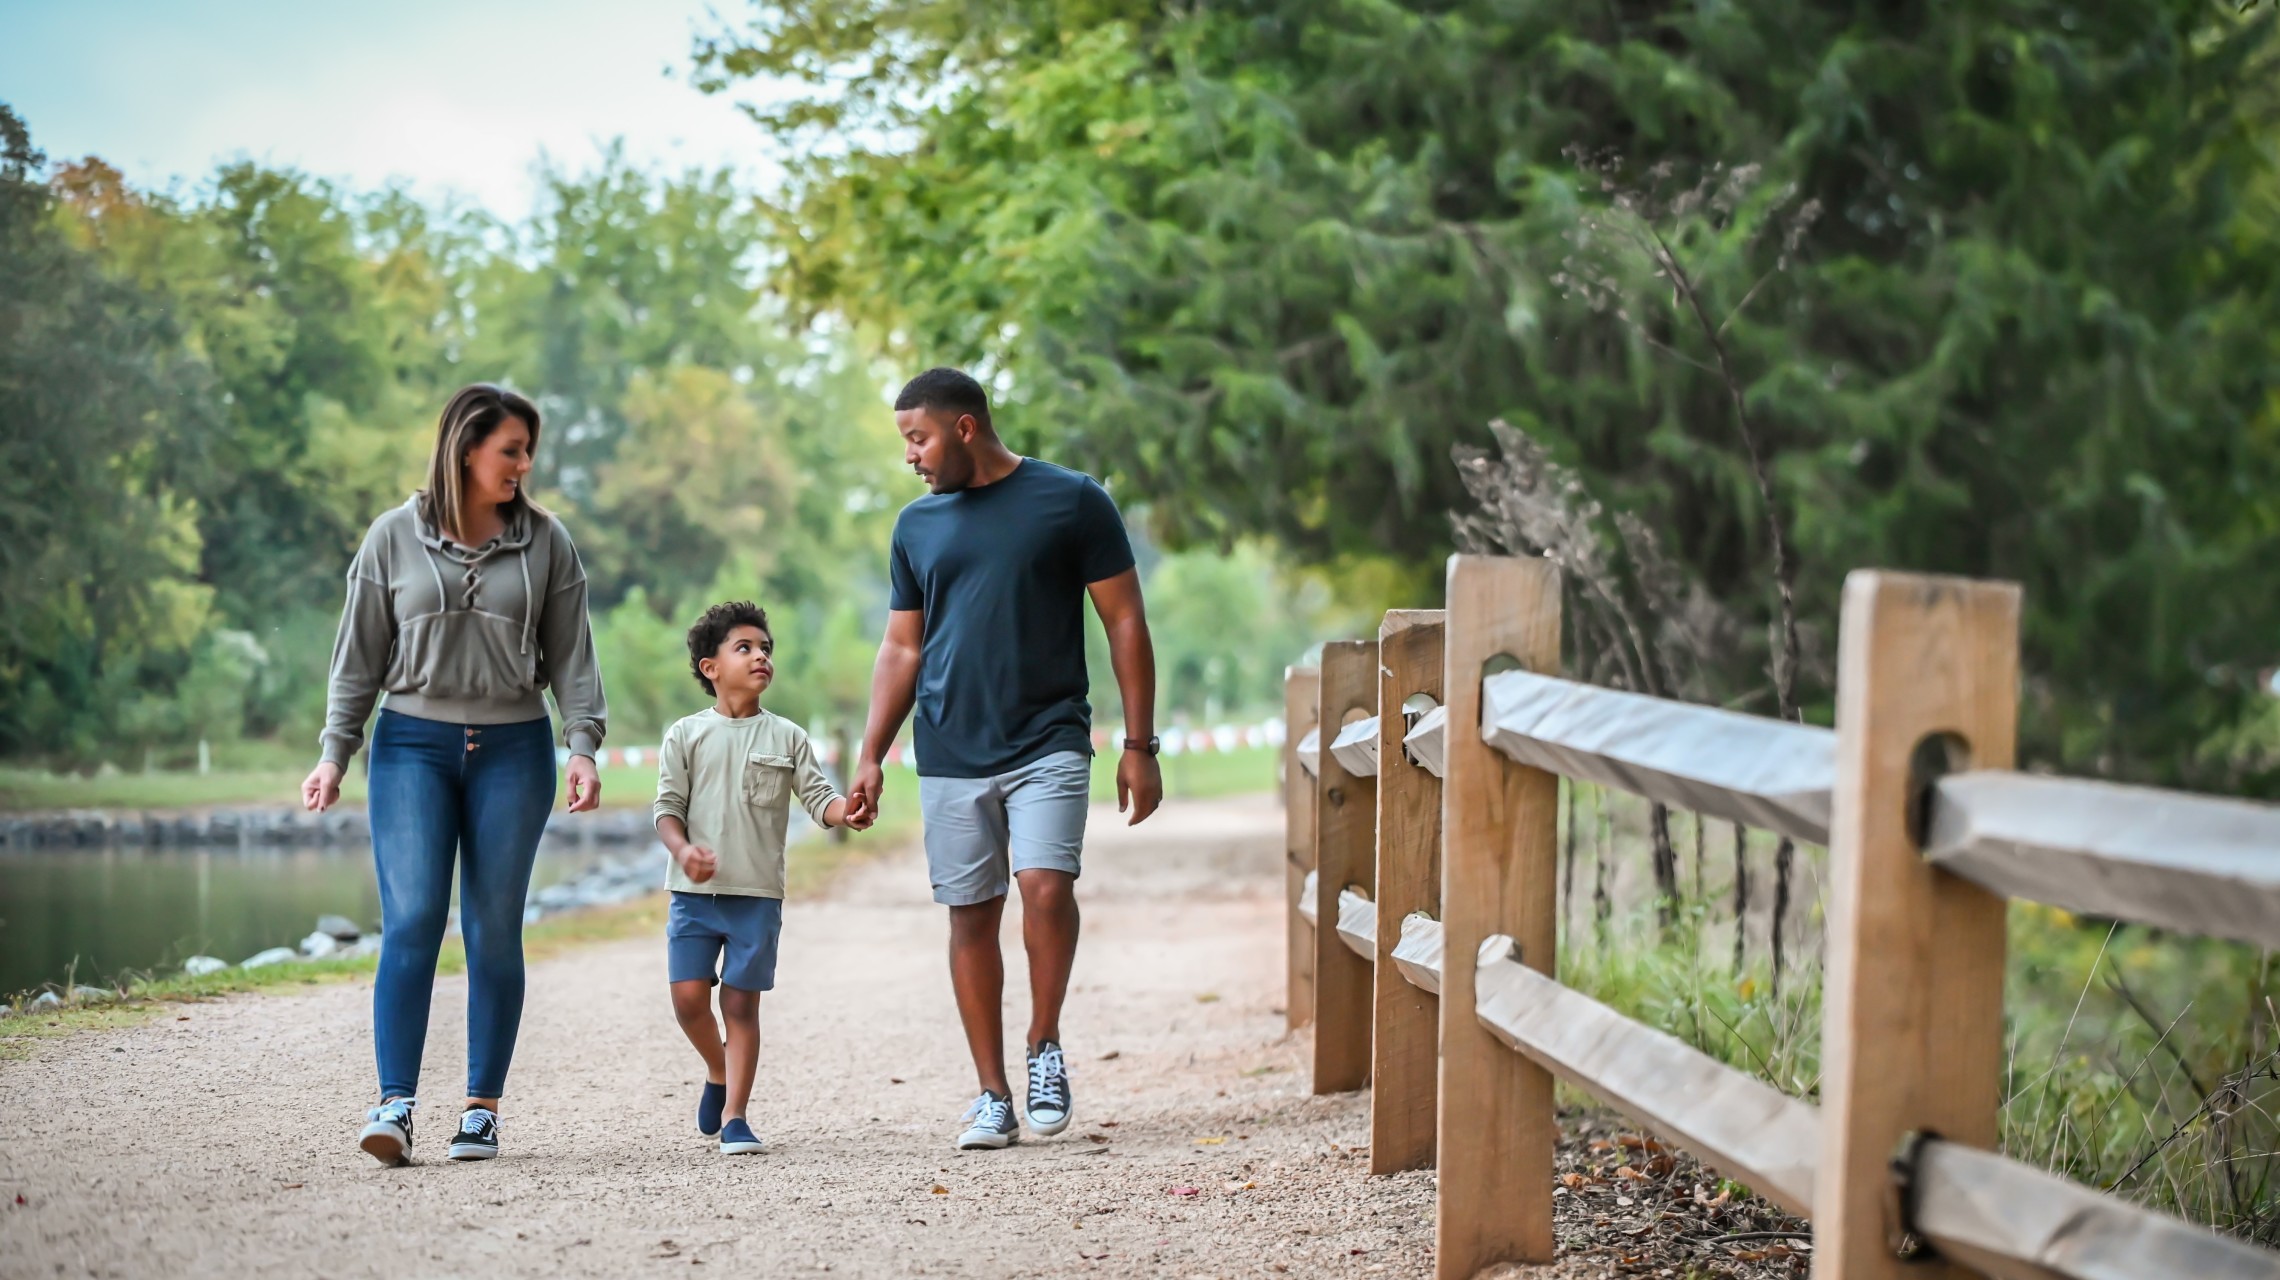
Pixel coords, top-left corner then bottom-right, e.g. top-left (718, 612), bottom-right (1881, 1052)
top-left (1482, 653), bottom-right (1525, 679)
top-left (1904, 733), bottom-right (1971, 850)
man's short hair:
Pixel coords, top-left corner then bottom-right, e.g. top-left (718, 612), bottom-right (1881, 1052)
top-left (687, 599), bottom-right (771, 696)
top-left (894, 367), bottom-right (992, 431)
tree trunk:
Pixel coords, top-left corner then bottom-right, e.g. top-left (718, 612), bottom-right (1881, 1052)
top-left (1564, 782), bottom-right (1579, 934)
top-left (1769, 837), bottom-right (1794, 992)
top-left (1649, 801), bottom-right (1678, 929)
top-left (1731, 822), bottom-right (1749, 972)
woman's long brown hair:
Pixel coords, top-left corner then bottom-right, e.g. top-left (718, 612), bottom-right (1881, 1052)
top-left (421, 383), bottom-right (544, 540)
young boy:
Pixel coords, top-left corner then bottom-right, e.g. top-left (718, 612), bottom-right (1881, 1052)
top-left (653, 600), bottom-right (866, 1154)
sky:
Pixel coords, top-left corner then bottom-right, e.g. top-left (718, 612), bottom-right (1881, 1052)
top-left (0, 0), bottom-right (785, 218)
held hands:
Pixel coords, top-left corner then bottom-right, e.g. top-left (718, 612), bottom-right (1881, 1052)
top-left (675, 843), bottom-right (719, 884)
top-left (844, 759), bottom-right (885, 829)
top-left (826, 796), bottom-right (876, 832)
top-left (1117, 749), bottom-right (1163, 826)
top-left (301, 762), bottom-right (343, 813)
top-left (565, 755), bottom-right (601, 813)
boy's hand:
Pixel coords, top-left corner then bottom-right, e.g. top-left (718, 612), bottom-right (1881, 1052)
top-left (677, 844), bottom-right (718, 883)
top-left (828, 796), bottom-right (873, 832)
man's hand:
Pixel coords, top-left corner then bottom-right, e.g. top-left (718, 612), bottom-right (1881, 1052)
top-left (676, 843), bottom-right (718, 884)
top-left (301, 761), bottom-right (343, 813)
top-left (565, 755), bottom-right (601, 813)
top-left (846, 758), bottom-right (885, 828)
top-left (1117, 749), bottom-right (1163, 826)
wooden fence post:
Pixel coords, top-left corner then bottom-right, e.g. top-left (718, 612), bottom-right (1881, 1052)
top-left (1437, 555), bottom-right (1561, 1276)
top-left (1372, 609), bottom-right (1445, 1175)
top-left (1285, 665), bottom-right (1321, 1031)
top-left (1817, 572), bottom-right (2019, 1280)
top-left (1313, 639), bottom-right (1379, 1093)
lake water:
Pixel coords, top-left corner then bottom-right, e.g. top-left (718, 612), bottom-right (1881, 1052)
top-left (0, 838), bottom-right (654, 997)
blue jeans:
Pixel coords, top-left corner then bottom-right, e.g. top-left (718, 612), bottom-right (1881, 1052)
top-left (367, 709), bottom-right (556, 1100)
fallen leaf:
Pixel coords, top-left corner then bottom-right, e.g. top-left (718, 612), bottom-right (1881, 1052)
top-left (1085, 1134), bottom-right (1110, 1144)
top-left (890, 1078), bottom-right (905, 1085)
top-left (1098, 1120), bottom-right (1119, 1127)
top-left (176, 1016), bottom-right (189, 1021)
top-left (280, 1183), bottom-right (304, 1190)
top-left (1194, 1136), bottom-right (1227, 1146)
top-left (1169, 1186), bottom-right (1200, 1197)
top-left (1348, 1248), bottom-right (1368, 1256)
top-left (1615, 1166), bottom-right (1650, 1181)
top-left (1195, 993), bottom-right (1221, 1004)
top-left (1560, 1173), bottom-right (1587, 1190)
top-left (1645, 1154), bottom-right (1676, 1177)
top-left (1589, 1140), bottom-right (1615, 1153)
top-left (930, 1185), bottom-right (948, 1195)
top-left (1100, 1051), bottom-right (1122, 1061)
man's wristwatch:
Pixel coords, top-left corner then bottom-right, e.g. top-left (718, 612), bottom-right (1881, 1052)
top-left (1123, 735), bottom-right (1161, 756)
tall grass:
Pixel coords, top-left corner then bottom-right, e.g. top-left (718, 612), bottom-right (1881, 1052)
top-left (1558, 782), bottom-right (2279, 1243)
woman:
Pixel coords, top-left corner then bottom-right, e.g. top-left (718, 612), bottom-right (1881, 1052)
top-left (301, 383), bottom-right (607, 1166)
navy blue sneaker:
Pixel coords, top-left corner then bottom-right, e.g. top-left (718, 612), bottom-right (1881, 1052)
top-left (956, 1090), bottom-right (1019, 1150)
top-left (719, 1117), bottom-right (763, 1155)
top-left (697, 1081), bottom-right (727, 1137)
top-left (359, 1097), bottom-right (416, 1166)
top-left (448, 1106), bottom-right (500, 1160)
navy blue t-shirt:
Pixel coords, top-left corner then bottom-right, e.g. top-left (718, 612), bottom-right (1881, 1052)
top-left (888, 459), bottom-right (1136, 778)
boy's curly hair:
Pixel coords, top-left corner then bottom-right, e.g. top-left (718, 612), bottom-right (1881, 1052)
top-left (687, 600), bottom-right (771, 696)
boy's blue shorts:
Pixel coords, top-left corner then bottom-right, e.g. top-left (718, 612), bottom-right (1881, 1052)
top-left (666, 891), bottom-right (783, 992)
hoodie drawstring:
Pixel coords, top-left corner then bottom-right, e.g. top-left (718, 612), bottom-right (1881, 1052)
top-left (424, 548), bottom-right (450, 617)
top-left (518, 548), bottom-right (534, 656)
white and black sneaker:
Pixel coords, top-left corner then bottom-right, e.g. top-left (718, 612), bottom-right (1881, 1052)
top-left (448, 1106), bottom-right (500, 1160)
top-left (359, 1097), bottom-right (416, 1166)
top-left (1025, 1040), bottom-right (1073, 1136)
top-left (956, 1090), bottom-right (1020, 1150)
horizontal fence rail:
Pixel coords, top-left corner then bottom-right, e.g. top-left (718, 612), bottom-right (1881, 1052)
top-left (1479, 668), bottom-right (1835, 845)
top-left (1336, 889), bottom-right (1377, 960)
top-left (1405, 705), bottom-right (1448, 779)
top-left (1277, 556), bottom-right (2280, 1280)
top-left (1331, 716), bottom-right (1381, 777)
top-left (1925, 772), bottom-right (2280, 950)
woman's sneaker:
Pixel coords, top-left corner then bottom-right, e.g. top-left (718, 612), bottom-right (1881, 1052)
top-left (1025, 1040), bottom-right (1073, 1136)
top-left (359, 1097), bottom-right (416, 1166)
top-left (448, 1106), bottom-right (500, 1160)
top-left (697, 1081), bottom-right (727, 1137)
top-left (719, 1117), bottom-right (764, 1155)
top-left (956, 1091), bottom-right (1020, 1150)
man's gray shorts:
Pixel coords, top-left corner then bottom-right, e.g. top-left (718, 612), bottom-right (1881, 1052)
top-left (918, 750), bottom-right (1091, 906)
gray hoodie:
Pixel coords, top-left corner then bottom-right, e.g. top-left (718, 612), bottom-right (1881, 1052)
top-left (320, 495), bottom-right (608, 769)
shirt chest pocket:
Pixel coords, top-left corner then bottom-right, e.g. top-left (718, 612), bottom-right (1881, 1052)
top-left (742, 753), bottom-right (795, 806)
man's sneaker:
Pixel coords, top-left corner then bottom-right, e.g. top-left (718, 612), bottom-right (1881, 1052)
top-left (1025, 1040), bottom-right (1073, 1136)
top-left (719, 1117), bottom-right (764, 1155)
top-left (697, 1081), bottom-right (726, 1137)
top-left (956, 1090), bottom-right (1020, 1150)
top-left (448, 1106), bottom-right (500, 1161)
top-left (359, 1097), bottom-right (416, 1166)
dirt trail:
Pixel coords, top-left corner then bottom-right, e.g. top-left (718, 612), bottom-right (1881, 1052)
top-left (1, 795), bottom-right (1606, 1279)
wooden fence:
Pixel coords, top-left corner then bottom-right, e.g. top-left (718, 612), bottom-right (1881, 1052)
top-left (1282, 556), bottom-right (2280, 1280)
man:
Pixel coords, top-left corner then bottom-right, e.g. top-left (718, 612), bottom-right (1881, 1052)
top-left (844, 367), bottom-right (1162, 1151)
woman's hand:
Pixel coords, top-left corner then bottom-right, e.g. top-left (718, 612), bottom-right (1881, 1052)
top-left (301, 762), bottom-right (344, 813)
top-left (565, 754), bottom-right (601, 813)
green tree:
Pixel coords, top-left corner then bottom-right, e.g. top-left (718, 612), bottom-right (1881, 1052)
top-left (700, 0), bottom-right (2280, 789)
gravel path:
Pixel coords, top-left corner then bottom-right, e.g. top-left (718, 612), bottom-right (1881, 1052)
top-left (1, 795), bottom-right (1611, 1279)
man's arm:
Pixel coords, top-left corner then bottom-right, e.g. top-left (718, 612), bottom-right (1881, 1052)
top-left (1086, 568), bottom-right (1161, 826)
top-left (847, 608), bottom-right (924, 825)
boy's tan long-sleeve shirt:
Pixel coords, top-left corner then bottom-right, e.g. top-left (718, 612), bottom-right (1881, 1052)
top-left (652, 707), bottom-right (841, 898)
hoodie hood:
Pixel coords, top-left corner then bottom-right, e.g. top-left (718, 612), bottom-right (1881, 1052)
top-left (407, 492), bottom-right (537, 564)
top-left (404, 493), bottom-right (542, 656)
